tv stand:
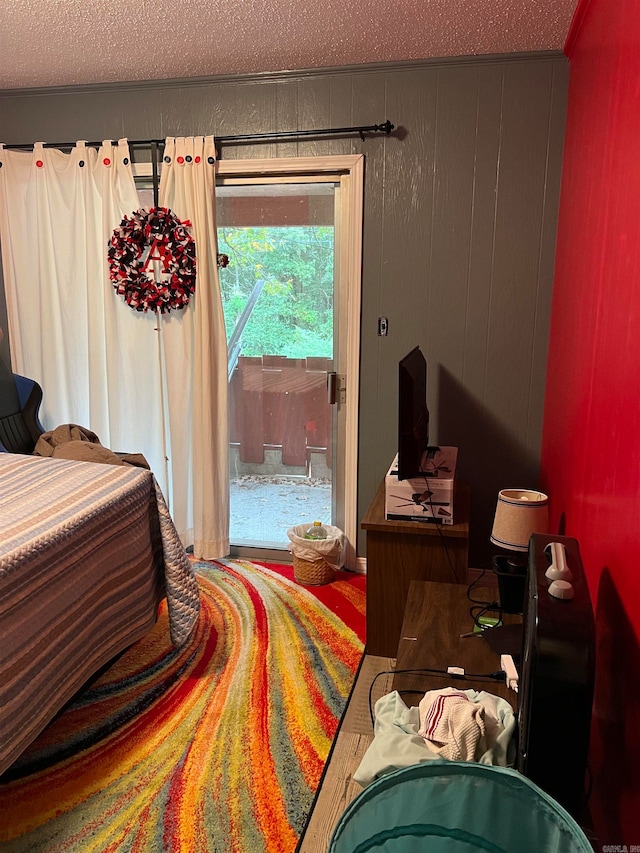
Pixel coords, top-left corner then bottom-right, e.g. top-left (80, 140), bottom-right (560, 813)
top-left (362, 477), bottom-right (470, 656)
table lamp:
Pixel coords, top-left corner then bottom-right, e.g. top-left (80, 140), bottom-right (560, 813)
top-left (490, 488), bottom-right (549, 613)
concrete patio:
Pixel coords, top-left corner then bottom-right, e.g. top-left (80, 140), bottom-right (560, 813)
top-left (229, 474), bottom-right (331, 549)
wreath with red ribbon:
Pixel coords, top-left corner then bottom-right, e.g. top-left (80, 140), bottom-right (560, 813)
top-left (108, 207), bottom-right (196, 313)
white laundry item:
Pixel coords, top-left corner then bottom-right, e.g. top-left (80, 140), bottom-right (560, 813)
top-left (353, 689), bottom-right (516, 788)
top-left (418, 687), bottom-right (503, 762)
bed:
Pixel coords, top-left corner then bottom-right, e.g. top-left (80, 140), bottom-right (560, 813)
top-left (0, 452), bottom-right (200, 776)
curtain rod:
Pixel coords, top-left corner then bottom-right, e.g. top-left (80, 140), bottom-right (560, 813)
top-left (4, 120), bottom-right (395, 152)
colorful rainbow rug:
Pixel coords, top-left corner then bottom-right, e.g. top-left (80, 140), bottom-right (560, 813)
top-left (0, 559), bottom-right (366, 852)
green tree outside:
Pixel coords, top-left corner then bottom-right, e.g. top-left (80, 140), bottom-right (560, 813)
top-left (218, 226), bottom-right (334, 359)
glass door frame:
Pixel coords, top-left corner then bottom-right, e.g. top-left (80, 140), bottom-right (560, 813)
top-left (217, 156), bottom-right (363, 568)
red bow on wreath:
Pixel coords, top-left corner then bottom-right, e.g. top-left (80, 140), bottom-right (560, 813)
top-left (108, 207), bottom-right (196, 313)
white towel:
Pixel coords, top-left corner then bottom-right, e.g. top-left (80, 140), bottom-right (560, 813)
top-left (418, 687), bottom-right (501, 762)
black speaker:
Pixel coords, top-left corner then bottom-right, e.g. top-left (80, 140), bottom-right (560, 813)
top-left (517, 534), bottom-right (595, 818)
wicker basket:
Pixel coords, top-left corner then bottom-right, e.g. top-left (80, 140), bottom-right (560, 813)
top-left (293, 554), bottom-right (336, 586)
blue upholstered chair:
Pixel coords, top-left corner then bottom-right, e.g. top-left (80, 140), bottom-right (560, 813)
top-left (0, 360), bottom-right (45, 453)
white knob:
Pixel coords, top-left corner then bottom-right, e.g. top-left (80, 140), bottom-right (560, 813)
top-left (544, 541), bottom-right (573, 582)
top-left (549, 580), bottom-right (575, 600)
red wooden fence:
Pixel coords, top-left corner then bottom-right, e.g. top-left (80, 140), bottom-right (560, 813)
top-left (229, 355), bottom-right (332, 469)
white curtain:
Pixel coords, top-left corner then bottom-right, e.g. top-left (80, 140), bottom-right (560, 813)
top-left (0, 139), bottom-right (168, 484)
top-left (159, 136), bottom-right (229, 559)
top-left (0, 136), bottom-right (229, 559)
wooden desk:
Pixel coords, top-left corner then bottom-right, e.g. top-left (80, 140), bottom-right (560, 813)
top-left (362, 480), bottom-right (470, 656)
top-left (298, 580), bottom-right (520, 850)
top-left (393, 580), bottom-right (518, 709)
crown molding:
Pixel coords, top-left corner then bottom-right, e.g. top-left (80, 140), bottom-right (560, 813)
top-left (0, 51), bottom-right (566, 99)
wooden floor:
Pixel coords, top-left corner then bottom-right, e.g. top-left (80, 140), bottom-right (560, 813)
top-left (296, 655), bottom-right (395, 852)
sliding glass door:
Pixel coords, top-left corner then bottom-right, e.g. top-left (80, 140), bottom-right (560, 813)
top-left (217, 156), bottom-right (363, 566)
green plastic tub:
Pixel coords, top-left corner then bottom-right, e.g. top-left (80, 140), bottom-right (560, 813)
top-left (328, 762), bottom-right (592, 853)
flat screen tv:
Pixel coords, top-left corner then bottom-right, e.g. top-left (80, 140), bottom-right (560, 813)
top-left (397, 346), bottom-right (431, 481)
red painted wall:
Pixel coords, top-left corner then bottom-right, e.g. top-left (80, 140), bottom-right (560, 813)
top-left (541, 0), bottom-right (640, 841)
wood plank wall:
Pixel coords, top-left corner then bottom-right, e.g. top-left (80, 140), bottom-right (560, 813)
top-left (0, 54), bottom-right (568, 566)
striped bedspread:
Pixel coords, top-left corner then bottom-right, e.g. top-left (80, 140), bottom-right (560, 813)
top-left (0, 453), bottom-right (200, 776)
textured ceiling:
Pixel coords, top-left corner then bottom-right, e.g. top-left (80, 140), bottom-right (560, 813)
top-left (0, 0), bottom-right (578, 91)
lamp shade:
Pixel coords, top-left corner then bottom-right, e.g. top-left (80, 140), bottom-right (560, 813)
top-left (490, 489), bottom-right (549, 552)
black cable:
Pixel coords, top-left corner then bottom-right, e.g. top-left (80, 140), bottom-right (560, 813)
top-left (469, 603), bottom-right (503, 632)
top-left (368, 667), bottom-right (507, 727)
top-left (413, 469), bottom-right (503, 614)
top-left (432, 517), bottom-right (459, 581)
top-left (415, 468), bottom-right (458, 581)
top-left (465, 559), bottom-right (504, 631)
top-left (466, 564), bottom-right (493, 605)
